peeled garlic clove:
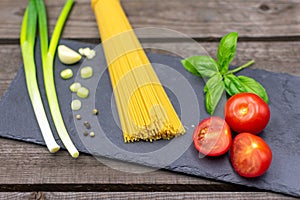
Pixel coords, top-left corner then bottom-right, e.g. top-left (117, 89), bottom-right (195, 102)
top-left (58, 45), bottom-right (82, 65)
top-left (78, 47), bottom-right (96, 59)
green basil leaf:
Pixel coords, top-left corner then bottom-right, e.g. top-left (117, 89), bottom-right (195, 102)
top-left (217, 32), bottom-right (238, 74)
top-left (223, 74), bottom-right (246, 96)
top-left (181, 59), bottom-right (201, 76)
top-left (204, 73), bottom-right (225, 115)
top-left (237, 76), bottom-right (269, 103)
top-left (182, 56), bottom-right (219, 78)
top-left (224, 74), bottom-right (269, 103)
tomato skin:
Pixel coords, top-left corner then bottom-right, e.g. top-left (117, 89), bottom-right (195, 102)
top-left (193, 116), bottom-right (232, 157)
top-left (230, 133), bottom-right (272, 178)
top-left (224, 93), bottom-right (270, 134)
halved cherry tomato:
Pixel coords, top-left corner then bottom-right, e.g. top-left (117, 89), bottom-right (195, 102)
top-left (193, 116), bottom-right (232, 156)
top-left (230, 132), bottom-right (272, 178)
top-left (224, 93), bottom-right (270, 134)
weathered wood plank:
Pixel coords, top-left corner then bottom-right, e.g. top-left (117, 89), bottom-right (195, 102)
top-left (0, 192), bottom-right (297, 200)
top-left (0, 138), bottom-right (220, 186)
top-left (1, 41), bottom-right (299, 95)
top-left (0, 0), bottom-right (299, 40)
top-left (144, 41), bottom-right (300, 76)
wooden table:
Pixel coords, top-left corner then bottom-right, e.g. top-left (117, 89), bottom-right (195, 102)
top-left (0, 0), bottom-right (299, 199)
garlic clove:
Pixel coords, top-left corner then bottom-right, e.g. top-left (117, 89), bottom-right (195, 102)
top-left (58, 45), bottom-right (82, 65)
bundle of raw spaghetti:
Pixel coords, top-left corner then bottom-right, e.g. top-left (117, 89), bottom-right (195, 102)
top-left (91, 0), bottom-right (185, 142)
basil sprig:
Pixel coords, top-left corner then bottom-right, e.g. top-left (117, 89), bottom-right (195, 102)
top-left (181, 32), bottom-right (269, 115)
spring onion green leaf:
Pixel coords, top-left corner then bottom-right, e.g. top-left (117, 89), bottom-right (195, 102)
top-left (20, 1), bottom-right (60, 153)
top-left (35, 0), bottom-right (79, 158)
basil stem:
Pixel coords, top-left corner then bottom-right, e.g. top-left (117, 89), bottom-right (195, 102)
top-left (226, 60), bottom-right (255, 75)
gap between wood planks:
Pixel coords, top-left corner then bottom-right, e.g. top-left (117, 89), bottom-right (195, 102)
top-left (1, 35), bottom-right (300, 45)
top-left (0, 183), bottom-right (260, 192)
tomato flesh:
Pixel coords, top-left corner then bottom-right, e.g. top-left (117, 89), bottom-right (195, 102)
top-left (193, 116), bottom-right (232, 156)
top-left (224, 92), bottom-right (270, 134)
top-left (230, 132), bottom-right (272, 178)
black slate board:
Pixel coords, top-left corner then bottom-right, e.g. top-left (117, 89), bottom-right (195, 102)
top-left (0, 39), bottom-right (300, 197)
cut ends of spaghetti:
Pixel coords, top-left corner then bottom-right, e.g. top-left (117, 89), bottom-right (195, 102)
top-left (123, 123), bottom-right (186, 143)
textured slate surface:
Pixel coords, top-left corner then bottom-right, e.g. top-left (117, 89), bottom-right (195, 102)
top-left (0, 39), bottom-right (299, 197)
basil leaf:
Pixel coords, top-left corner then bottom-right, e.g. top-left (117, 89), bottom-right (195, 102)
top-left (182, 56), bottom-right (219, 78)
top-left (181, 59), bottom-right (201, 76)
top-left (224, 74), bottom-right (269, 103)
top-left (237, 76), bottom-right (269, 103)
top-left (223, 74), bottom-right (246, 96)
top-left (204, 73), bottom-right (225, 115)
top-left (217, 32), bottom-right (238, 74)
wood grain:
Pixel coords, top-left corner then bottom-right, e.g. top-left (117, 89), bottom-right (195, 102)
top-left (0, 138), bottom-right (222, 186)
top-left (1, 41), bottom-right (299, 96)
top-left (0, 192), bottom-right (298, 200)
top-left (0, 0), bottom-right (299, 41)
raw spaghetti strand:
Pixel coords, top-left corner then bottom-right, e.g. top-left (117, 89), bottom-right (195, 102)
top-left (92, 0), bottom-right (185, 142)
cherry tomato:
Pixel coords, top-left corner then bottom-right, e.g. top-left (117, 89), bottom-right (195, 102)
top-left (193, 116), bottom-right (232, 156)
top-left (230, 132), bottom-right (272, 178)
top-left (224, 92), bottom-right (270, 134)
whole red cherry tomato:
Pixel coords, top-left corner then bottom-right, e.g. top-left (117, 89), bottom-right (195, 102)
top-left (193, 116), bottom-right (232, 156)
top-left (224, 92), bottom-right (270, 134)
top-left (230, 132), bottom-right (272, 178)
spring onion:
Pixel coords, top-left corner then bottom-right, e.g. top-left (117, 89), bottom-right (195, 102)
top-left (20, 1), bottom-right (60, 153)
top-left (80, 66), bottom-right (93, 79)
top-left (77, 87), bottom-right (89, 99)
top-left (35, 0), bottom-right (79, 158)
top-left (69, 82), bottom-right (81, 92)
top-left (60, 68), bottom-right (73, 79)
top-left (71, 99), bottom-right (82, 111)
